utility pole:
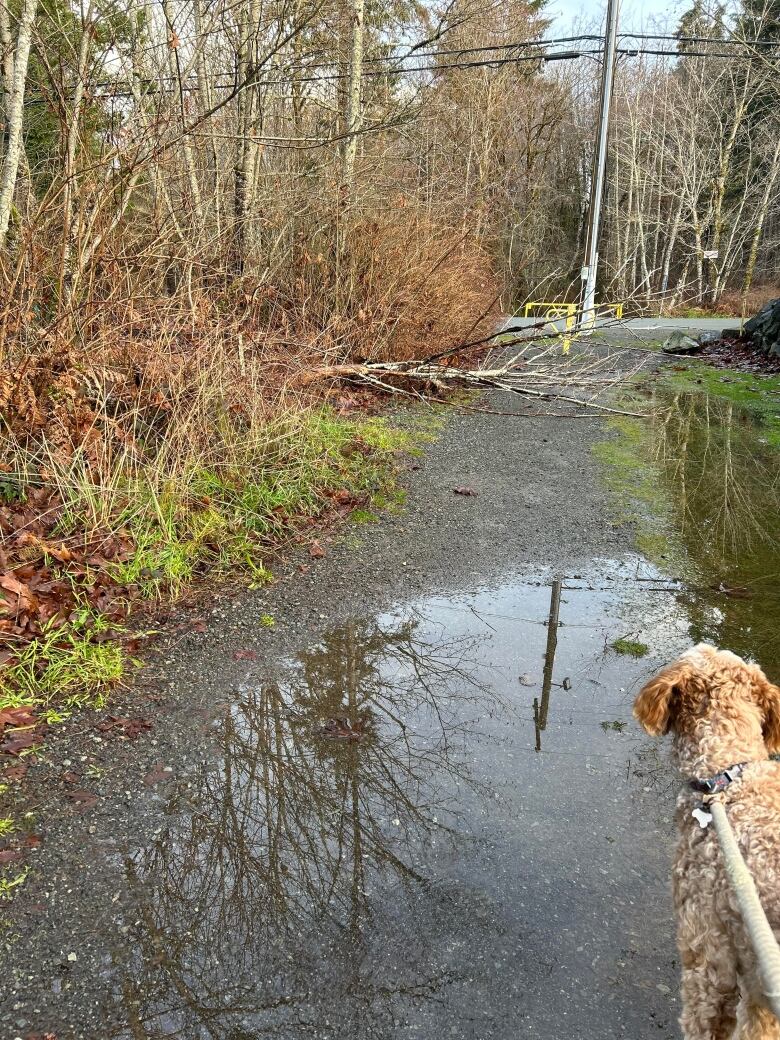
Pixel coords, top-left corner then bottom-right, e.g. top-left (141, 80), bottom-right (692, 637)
top-left (580, 0), bottom-right (620, 330)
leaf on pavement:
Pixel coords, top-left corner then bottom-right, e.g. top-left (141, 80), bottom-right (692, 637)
top-left (65, 789), bottom-right (99, 812)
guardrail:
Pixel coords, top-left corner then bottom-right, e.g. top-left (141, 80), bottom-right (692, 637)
top-left (522, 301), bottom-right (625, 322)
top-left (521, 301), bottom-right (625, 353)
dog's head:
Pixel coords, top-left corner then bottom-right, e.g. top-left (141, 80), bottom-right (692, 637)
top-left (634, 643), bottom-right (780, 763)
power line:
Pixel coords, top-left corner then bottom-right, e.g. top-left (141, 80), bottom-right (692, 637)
top-left (22, 48), bottom-right (602, 107)
top-left (619, 31), bottom-right (780, 46)
top-left (617, 45), bottom-right (780, 58)
top-left (21, 37), bottom-right (780, 110)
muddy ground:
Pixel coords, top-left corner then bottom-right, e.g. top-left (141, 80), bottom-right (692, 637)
top-left (1, 383), bottom-right (685, 1040)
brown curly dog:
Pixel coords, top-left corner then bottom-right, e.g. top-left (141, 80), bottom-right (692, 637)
top-left (634, 643), bottom-right (780, 1040)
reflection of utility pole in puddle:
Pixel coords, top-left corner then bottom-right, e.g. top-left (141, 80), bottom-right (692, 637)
top-left (534, 576), bottom-right (563, 751)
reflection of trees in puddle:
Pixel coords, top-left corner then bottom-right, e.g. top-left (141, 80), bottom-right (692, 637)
top-left (650, 390), bottom-right (780, 670)
top-left (113, 616), bottom-right (496, 1038)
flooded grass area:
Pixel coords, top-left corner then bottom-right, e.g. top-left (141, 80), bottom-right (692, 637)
top-left (596, 364), bottom-right (780, 674)
top-left (105, 563), bottom-right (684, 1039)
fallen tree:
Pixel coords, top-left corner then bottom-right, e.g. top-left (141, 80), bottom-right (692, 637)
top-left (294, 330), bottom-right (650, 418)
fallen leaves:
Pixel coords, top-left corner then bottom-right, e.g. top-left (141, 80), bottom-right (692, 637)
top-left (65, 789), bottom-right (99, 812)
top-left (0, 727), bottom-right (41, 756)
top-left (3, 762), bottom-right (28, 781)
top-left (233, 649), bottom-right (258, 661)
top-left (315, 716), bottom-right (368, 742)
top-left (0, 483), bottom-right (134, 668)
top-left (0, 705), bottom-right (37, 736)
top-left (144, 762), bottom-right (174, 786)
top-left (309, 540), bottom-right (326, 559)
top-left (95, 716), bottom-right (152, 739)
top-left (453, 486), bottom-right (477, 496)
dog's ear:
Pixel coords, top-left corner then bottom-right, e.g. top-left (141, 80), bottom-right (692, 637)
top-left (752, 668), bottom-right (780, 754)
top-left (634, 663), bottom-right (689, 736)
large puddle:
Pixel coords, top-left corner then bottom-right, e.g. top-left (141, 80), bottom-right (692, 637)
top-left (642, 385), bottom-right (780, 674)
top-left (108, 562), bottom-right (687, 1039)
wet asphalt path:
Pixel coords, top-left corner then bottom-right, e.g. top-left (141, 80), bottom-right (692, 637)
top-left (1, 390), bottom-right (685, 1039)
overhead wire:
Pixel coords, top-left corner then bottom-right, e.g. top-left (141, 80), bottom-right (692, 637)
top-left (21, 30), bottom-right (780, 110)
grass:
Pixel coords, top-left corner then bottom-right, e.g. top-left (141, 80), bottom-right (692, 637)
top-left (600, 719), bottom-right (628, 733)
top-left (610, 638), bottom-right (649, 658)
top-left (1, 612), bottom-right (127, 725)
top-left (350, 508), bottom-right (379, 524)
top-left (0, 865), bottom-right (29, 902)
top-left (663, 364), bottom-right (780, 447)
top-left (95, 409), bottom-right (419, 598)
top-left (675, 307), bottom-right (732, 320)
top-left (1, 405), bottom-right (423, 728)
top-left (591, 412), bottom-right (681, 569)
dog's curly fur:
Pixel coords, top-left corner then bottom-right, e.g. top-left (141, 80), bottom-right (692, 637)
top-left (635, 643), bottom-right (780, 1040)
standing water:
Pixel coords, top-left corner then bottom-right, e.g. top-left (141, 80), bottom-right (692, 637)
top-left (642, 382), bottom-right (780, 674)
top-left (114, 566), bottom-right (684, 1039)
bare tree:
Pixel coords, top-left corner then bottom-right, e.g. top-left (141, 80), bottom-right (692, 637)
top-left (0, 0), bottom-right (37, 250)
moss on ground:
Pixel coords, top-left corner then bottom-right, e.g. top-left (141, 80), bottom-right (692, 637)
top-left (663, 364), bottom-right (780, 447)
top-left (591, 410), bottom-right (681, 570)
top-left (610, 638), bottom-right (649, 658)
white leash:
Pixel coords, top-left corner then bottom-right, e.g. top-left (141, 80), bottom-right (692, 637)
top-left (709, 799), bottom-right (780, 1019)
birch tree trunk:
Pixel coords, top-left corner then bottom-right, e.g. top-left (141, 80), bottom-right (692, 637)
top-left (233, 0), bottom-right (261, 275)
top-left (0, 0), bottom-right (37, 251)
top-left (0, 0), bottom-right (15, 106)
top-left (742, 134), bottom-right (780, 301)
top-left (342, 0), bottom-right (365, 200)
top-left (59, 1), bottom-right (93, 303)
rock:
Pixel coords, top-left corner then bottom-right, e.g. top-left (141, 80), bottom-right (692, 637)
top-left (743, 297), bottom-right (780, 357)
top-left (697, 330), bottom-right (720, 346)
top-left (720, 327), bottom-right (743, 341)
top-left (662, 330), bottom-right (702, 354)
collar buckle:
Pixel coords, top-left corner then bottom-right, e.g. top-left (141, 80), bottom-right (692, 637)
top-left (690, 762), bottom-right (747, 796)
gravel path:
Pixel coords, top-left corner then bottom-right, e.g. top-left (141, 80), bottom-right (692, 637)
top-left (2, 390), bottom-right (682, 1040)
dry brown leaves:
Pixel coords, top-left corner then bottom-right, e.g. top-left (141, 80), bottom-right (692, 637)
top-left (0, 482), bottom-right (134, 670)
top-left (95, 715), bottom-right (152, 739)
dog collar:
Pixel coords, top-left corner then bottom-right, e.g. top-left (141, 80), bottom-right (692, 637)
top-left (689, 762), bottom-right (748, 795)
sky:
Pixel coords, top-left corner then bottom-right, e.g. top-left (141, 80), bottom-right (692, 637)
top-left (548, 0), bottom-right (688, 34)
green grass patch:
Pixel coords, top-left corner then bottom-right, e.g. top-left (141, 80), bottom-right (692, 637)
top-left (0, 864), bottom-right (29, 903)
top-left (2, 406), bottom-right (424, 722)
top-left (663, 364), bottom-right (780, 447)
top-left (610, 638), bottom-right (649, 658)
top-left (1, 612), bottom-right (127, 722)
top-left (675, 307), bottom-right (732, 319)
top-left (350, 508), bottom-right (379, 524)
top-left (100, 408), bottom-right (418, 598)
top-left (600, 719), bottom-right (628, 732)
